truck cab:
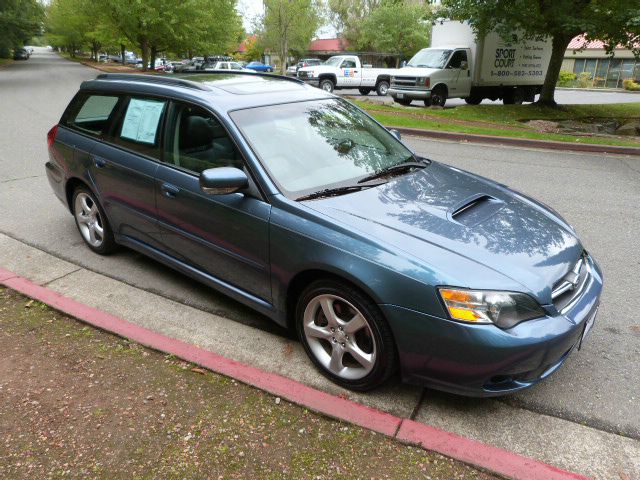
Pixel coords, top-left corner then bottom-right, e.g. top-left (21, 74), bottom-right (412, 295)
top-left (297, 55), bottom-right (397, 96)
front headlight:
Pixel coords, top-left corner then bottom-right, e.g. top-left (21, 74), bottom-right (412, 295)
top-left (438, 288), bottom-right (545, 329)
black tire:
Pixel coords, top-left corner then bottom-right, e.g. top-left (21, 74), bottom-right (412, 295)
top-left (430, 85), bottom-right (447, 107)
top-left (72, 186), bottom-right (117, 255)
top-left (358, 88), bottom-right (372, 95)
top-left (376, 80), bottom-right (390, 96)
top-left (319, 78), bottom-right (335, 93)
top-left (393, 97), bottom-right (412, 106)
top-left (423, 98), bottom-right (432, 107)
top-left (464, 96), bottom-right (482, 105)
top-left (295, 279), bottom-right (397, 391)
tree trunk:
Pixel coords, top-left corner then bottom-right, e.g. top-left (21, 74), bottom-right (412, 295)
top-left (150, 46), bottom-right (157, 72)
top-left (537, 34), bottom-right (573, 106)
top-left (140, 38), bottom-right (149, 72)
top-left (280, 38), bottom-right (288, 75)
top-left (120, 43), bottom-right (126, 66)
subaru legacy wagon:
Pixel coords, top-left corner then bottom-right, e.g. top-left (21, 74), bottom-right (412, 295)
top-left (45, 72), bottom-right (602, 395)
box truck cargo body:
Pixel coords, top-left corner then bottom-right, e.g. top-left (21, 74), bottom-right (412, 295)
top-left (388, 20), bottom-right (553, 106)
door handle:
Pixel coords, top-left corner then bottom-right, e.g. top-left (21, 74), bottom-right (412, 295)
top-left (92, 156), bottom-right (106, 168)
top-left (161, 182), bottom-right (180, 198)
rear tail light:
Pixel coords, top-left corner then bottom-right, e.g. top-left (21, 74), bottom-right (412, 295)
top-left (47, 124), bottom-right (59, 148)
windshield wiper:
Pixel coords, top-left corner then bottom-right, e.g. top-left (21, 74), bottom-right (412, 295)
top-left (296, 184), bottom-right (382, 201)
top-left (357, 158), bottom-right (430, 184)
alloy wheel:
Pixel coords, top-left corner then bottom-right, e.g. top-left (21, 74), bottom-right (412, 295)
top-left (74, 192), bottom-right (105, 247)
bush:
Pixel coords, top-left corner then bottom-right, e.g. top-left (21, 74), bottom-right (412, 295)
top-left (577, 72), bottom-right (593, 88)
top-left (622, 79), bottom-right (640, 91)
top-left (557, 70), bottom-right (577, 87)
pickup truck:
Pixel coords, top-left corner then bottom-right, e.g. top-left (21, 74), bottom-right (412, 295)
top-left (297, 55), bottom-right (399, 96)
top-left (388, 20), bottom-right (552, 107)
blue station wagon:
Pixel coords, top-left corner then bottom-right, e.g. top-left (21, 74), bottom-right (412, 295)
top-left (45, 72), bottom-right (602, 395)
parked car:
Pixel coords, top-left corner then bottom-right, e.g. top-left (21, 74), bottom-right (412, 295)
top-left (45, 73), bottom-right (602, 395)
top-left (98, 54), bottom-right (109, 63)
top-left (13, 48), bottom-right (29, 60)
top-left (246, 61), bottom-right (274, 72)
top-left (286, 64), bottom-right (298, 76)
top-left (203, 61), bottom-right (255, 72)
top-left (297, 55), bottom-right (398, 95)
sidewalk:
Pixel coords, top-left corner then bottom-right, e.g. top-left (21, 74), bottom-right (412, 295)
top-left (1, 232), bottom-right (638, 479)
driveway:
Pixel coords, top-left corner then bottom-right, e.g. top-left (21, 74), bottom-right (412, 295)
top-left (1, 48), bottom-right (639, 478)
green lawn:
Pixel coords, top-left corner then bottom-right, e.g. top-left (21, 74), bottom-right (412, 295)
top-left (0, 58), bottom-right (14, 68)
top-left (354, 100), bottom-right (640, 148)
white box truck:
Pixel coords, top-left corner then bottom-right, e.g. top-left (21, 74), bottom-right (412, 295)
top-left (297, 55), bottom-right (399, 96)
top-left (388, 20), bottom-right (552, 107)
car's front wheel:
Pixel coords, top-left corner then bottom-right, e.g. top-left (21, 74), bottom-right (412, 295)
top-left (72, 186), bottom-right (116, 255)
top-left (320, 79), bottom-right (335, 93)
top-left (296, 279), bottom-right (397, 391)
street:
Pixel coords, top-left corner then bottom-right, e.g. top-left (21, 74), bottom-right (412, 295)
top-left (1, 48), bottom-right (639, 478)
top-left (336, 86), bottom-right (640, 106)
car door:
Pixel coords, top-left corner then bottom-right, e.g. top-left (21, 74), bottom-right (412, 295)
top-left (154, 101), bottom-right (272, 301)
top-left (339, 58), bottom-right (359, 88)
top-left (64, 92), bottom-right (165, 250)
top-left (445, 50), bottom-right (472, 97)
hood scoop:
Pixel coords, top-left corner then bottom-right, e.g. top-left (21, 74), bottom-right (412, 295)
top-left (450, 194), bottom-right (504, 227)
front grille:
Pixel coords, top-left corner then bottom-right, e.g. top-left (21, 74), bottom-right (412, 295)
top-left (391, 76), bottom-right (419, 88)
top-left (297, 71), bottom-right (311, 78)
top-left (552, 253), bottom-right (590, 312)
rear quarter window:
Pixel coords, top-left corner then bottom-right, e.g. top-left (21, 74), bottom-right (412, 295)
top-left (63, 93), bottom-right (120, 136)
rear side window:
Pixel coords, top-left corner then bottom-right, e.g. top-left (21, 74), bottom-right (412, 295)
top-left (112, 96), bottom-right (167, 159)
top-left (65, 94), bottom-right (120, 136)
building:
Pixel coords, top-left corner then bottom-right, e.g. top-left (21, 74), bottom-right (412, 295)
top-left (562, 36), bottom-right (639, 88)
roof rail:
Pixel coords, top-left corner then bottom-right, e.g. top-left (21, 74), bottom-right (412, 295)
top-left (177, 70), bottom-right (305, 85)
top-left (94, 73), bottom-right (210, 91)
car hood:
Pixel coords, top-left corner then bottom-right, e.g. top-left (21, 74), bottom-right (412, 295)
top-left (304, 162), bottom-right (582, 301)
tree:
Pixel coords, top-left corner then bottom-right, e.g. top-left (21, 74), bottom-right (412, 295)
top-left (357, 2), bottom-right (431, 58)
top-left (261, 0), bottom-right (321, 75)
top-left (0, 0), bottom-right (44, 58)
top-left (328, 0), bottom-right (382, 48)
top-left (442, 0), bottom-right (640, 105)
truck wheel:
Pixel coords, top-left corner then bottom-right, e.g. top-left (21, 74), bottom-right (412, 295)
top-left (430, 86), bottom-right (447, 107)
top-left (464, 96), bottom-right (482, 105)
top-left (358, 88), bottom-right (372, 95)
top-left (393, 98), bottom-right (412, 106)
top-left (320, 79), bottom-right (335, 93)
top-left (376, 80), bottom-right (390, 96)
top-left (503, 88), bottom-right (523, 105)
top-left (423, 98), bottom-right (432, 107)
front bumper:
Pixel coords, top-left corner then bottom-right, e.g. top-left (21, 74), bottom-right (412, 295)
top-left (388, 87), bottom-right (431, 100)
top-left (382, 254), bottom-right (603, 397)
top-left (300, 77), bottom-right (320, 87)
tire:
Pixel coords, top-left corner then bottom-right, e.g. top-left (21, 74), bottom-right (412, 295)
top-left (295, 279), bottom-right (397, 391)
top-left (464, 96), bottom-right (482, 105)
top-left (319, 78), bottom-right (335, 93)
top-left (393, 97), bottom-right (412, 106)
top-left (423, 98), bottom-right (432, 107)
top-left (376, 80), bottom-right (390, 96)
top-left (358, 88), bottom-right (372, 95)
top-left (430, 85), bottom-right (447, 107)
top-left (72, 186), bottom-right (117, 255)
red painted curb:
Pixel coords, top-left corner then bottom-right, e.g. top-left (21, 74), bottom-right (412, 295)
top-left (389, 125), bottom-right (640, 156)
top-left (397, 420), bottom-right (590, 480)
top-left (0, 267), bottom-right (590, 480)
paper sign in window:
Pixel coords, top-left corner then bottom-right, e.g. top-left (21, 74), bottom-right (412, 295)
top-left (120, 98), bottom-right (165, 144)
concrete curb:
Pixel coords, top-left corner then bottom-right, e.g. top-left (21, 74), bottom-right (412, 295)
top-left (0, 266), bottom-right (590, 480)
top-left (390, 126), bottom-right (640, 156)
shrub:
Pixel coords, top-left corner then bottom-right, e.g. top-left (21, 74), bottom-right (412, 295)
top-left (557, 70), bottom-right (577, 87)
top-left (577, 72), bottom-right (593, 88)
top-left (622, 79), bottom-right (640, 91)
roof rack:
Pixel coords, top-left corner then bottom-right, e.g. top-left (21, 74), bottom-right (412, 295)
top-left (94, 73), bottom-right (210, 91)
top-left (178, 70), bottom-right (305, 85)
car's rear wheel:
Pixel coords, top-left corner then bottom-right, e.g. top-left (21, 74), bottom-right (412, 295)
top-left (72, 186), bottom-right (116, 255)
top-left (320, 79), bottom-right (335, 93)
top-left (296, 279), bottom-right (397, 391)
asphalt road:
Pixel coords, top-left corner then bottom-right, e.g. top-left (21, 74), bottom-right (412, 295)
top-left (2, 49), bottom-right (639, 441)
top-left (336, 86), bottom-right (640, 106)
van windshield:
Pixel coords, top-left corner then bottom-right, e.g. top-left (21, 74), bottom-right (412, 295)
top-left (407, 49), bottom-right (452, 69)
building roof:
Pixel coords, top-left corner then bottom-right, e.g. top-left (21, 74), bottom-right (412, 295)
top-left (308, 38), bottom-right (349, 53)
top-left (568, 35), bottom-right (639, 50)
top-left (237, 35), bottom-right (257, 54)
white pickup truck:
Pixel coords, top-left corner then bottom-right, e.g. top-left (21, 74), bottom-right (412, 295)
top-left (297, 55), bottom-right (399, 96)
top-left (388, 20), bottom-right (552, 107)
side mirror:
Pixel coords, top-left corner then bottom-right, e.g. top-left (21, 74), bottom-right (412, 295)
top-left (460, 61), bottom-right (468, 70)
top-left (389, 129), bottom-right (401, 141)
top-left (199, 167), bottom-right (248, 195)
top-left (401, 60), bottom-right (407, 68)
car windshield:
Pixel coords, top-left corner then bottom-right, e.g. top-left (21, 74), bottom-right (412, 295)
top-left (323, 57), bottom-right (343, 67)
top-left (407, 49), bottom-right (452, 69)
top-left (230, 99), bottom-right (414, 197)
